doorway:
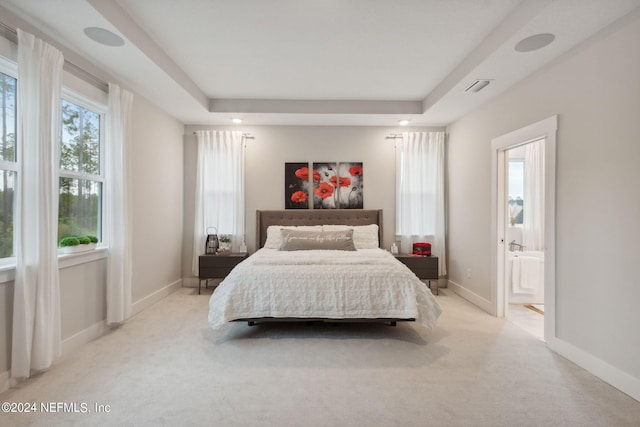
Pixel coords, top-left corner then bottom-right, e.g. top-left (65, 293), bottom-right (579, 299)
top-left (504, 142), bottom-right (545, 340)
top-left (491, 116), bottom-right (557, 343)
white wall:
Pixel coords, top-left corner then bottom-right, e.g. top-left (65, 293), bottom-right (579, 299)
top-left (182, 125), bottom-right (444, 283)
top-left (0, 282), bottom-right (13, 379)
top-left (447, 10), bottom-right (640, 396)
top-left (130, 96), bottom-right (184, 304)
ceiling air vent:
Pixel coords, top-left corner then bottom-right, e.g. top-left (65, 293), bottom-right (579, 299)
top-left (465, 79), bottom-right (493, 93)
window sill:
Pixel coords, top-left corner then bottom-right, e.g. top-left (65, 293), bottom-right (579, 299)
top-left (59, 246), bottom-right (108, 269)
top-left (0, 247), bottom-right (108, 285)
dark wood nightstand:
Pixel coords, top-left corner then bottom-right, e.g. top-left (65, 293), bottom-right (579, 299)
top-left (394, 254), bottom-right (439, 294)
top-left (198, 252), bottom-right (249, 294)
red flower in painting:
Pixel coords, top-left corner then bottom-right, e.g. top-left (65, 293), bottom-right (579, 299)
top-left (314, 182), bottom-right (334, 199)
top-left (295, 167), bottom-right (310, 180)
top-left (349, 165), bottom-right (363, 176)
top-left (295, 167), bottom-right (321, 182)
top-left (290, 191), bottom-right (307, 203)
top-left (330, 176), bottom-right (351, 188)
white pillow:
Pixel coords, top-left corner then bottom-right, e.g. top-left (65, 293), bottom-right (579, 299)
top-left (263, 225), bottom-right (323, 249)
top-left (322, 224), bottom-right (379, 249)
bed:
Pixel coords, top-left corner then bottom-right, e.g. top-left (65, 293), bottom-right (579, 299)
top-left (207, 209), bottom-right (442, 329)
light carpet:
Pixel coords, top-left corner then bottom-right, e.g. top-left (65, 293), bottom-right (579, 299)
top-left (1, 288), bottom-right (639, 426)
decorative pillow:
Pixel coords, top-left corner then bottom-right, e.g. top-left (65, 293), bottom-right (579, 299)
top-left (322, 224), bottom-right (379, 249)
top-left (263, 225), bottom-right (322, 249)
top-left (279, 229), bottom-right (356, 251)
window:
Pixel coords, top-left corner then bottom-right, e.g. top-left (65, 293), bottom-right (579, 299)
top-left (508, 159), bottom-right (524, 225)
top-left (0, 67), bottom-right (17, 259)
top-left (58, 95), bottom-right (105, 243)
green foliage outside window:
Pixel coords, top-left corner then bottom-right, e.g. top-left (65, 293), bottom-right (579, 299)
top-left (0, 74), bottom-right (104, 258)
top-left (0, 72), bottom-right (16, 258)
top-left (59, 99), bottom-right (102, 242)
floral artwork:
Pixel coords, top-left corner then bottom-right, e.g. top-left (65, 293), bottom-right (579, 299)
top-left (312, 162), bottom-right (363, 209)
top-left (337, 162), bottom-right (363, 209)
top-left (285, 162), bottom-right (312, 209)
top-left (312, 163), bottom-right (337, 209)
top-left (285, 162), bottom-right (364, 210)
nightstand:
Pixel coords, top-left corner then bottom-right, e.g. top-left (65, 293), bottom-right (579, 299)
top-left (198, 253), bottom-right (249, 294)
top-left (394, 254), bottom-right (439, 294)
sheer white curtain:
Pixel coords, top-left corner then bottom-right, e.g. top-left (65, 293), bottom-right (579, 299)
top-left (11, 29), bottom-right (64, 379)
top-left (522, 139), bottom-right (545, 251)
top-left (106, 83), bottom-right (134, 325)
top-left (192, 131), bottom-right (245, 275)
top-left (396, 131), bottom-right (446, 275)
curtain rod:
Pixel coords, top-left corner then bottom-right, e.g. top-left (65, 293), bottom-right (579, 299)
top-left (0, 21), bottom-right (109, 92)
top-left (193, 132), bottom-right (254, 139)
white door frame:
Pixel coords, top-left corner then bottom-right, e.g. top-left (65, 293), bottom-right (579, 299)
top-left (491, 115), bottom-right (557, 342)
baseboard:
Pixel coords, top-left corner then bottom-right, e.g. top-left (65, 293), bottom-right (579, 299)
top-left (131, 278), bottom-right (182, 316)
top-left (61, 320), bottom-right (106, 357)
top-left (2, 319), bottom-right (109, 393)
top-left (447, 279), bottom-right (494, 314)
top-left (62, 278), bottom-right (182, 353)
top-left (447, 279), bottom-right (639, 402)
top-left (182, 277), bottom-right (199, 288)
top-left (547, 336), bottom-right (640, 403)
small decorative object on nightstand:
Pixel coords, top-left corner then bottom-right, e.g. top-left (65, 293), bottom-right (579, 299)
top-left (394, 254), bottom-right (439, 295)
top-left (198, 252), bottom-right (249, 294)
top-left (218, 234), bottom-right (232, 254)
top-left (205, 227), bottom-right (219, 254)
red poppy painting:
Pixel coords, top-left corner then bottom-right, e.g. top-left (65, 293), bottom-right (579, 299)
top-left (311, 162), bottom-right (363, 209)
top-left (285, 162), bottom-right (310, 209)
top-left (313, 162), bottom-right (338, 209)
top-left (337, 162), bottom-right (363, 208)
top-left (286, 161), bottom-right (362, 210)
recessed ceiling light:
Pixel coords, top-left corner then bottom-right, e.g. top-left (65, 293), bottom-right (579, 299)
top-left (84, 27), bottom-right (125, 47)
top-left (515, 33), bottom-right (555, 53)
top-left (398, 120), bottom-right (410, 126)
top-left (231, 118), bottom-right (243, 124)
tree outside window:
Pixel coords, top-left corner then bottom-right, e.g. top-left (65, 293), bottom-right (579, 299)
top-left (58, 98), bottom-right (103, 242)
top-left (0, 71), bottom-right (17, 258)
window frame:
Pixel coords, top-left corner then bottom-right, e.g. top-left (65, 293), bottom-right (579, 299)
top-left (0, 46), bottom-right (110, 282)
top-left (0, 56), bottom-right (18, 267)
top-left (58, 88), bottom-right (107, 249)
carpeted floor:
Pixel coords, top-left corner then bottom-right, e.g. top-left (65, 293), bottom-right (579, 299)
top-left (2, 288), bottom-right (639, 426)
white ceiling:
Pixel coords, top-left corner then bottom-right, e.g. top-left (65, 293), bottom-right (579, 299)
top-left (1, 0), bottom-right (639, 126)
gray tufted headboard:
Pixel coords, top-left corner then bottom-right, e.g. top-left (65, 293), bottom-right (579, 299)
top-left (256, 210), bottom-right (383, 249)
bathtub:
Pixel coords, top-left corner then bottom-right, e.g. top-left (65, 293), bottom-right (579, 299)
top-left (507, 250), bottom-right (544, 304)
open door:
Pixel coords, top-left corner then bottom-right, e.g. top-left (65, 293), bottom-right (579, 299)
top-left (491, 116), bottom-right (557, 343)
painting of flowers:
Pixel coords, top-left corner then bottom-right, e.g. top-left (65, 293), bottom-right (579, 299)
top-left (310, 162), bottom-right (363, 209)
top-left (313, 162), bottom-right (337, 209)
top-left (285, 162), bottom-right (311, 209)
top-left (337, 162), bottom-right (363, 209)
top-left (286, 161), bottom-right (363, 210)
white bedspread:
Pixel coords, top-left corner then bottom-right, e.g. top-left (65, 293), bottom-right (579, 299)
top-left (208, 248), bottom-right (442, 329)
